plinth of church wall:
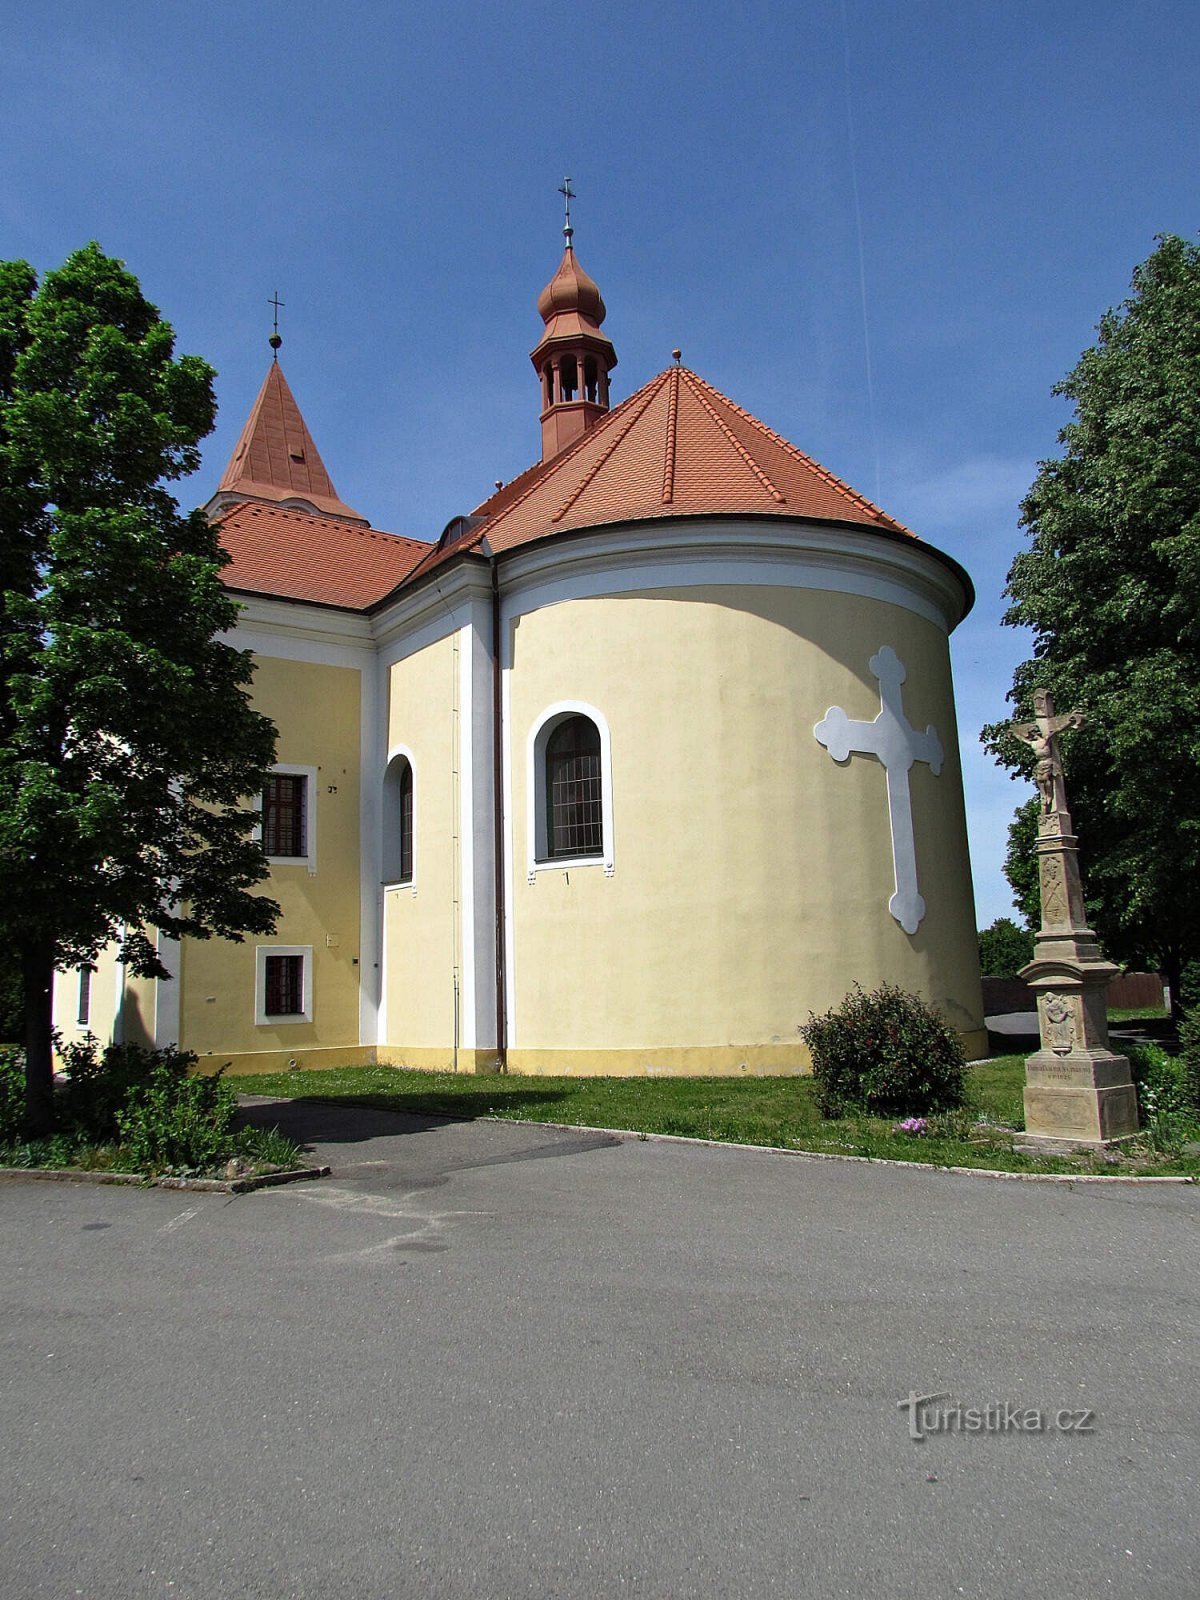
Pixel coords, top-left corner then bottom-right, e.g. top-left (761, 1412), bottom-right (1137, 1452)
top-left (380, 631), bottom-right (462, 1051)
top-left (505, 571), bottom-right (984, 1072)
top-left (181, 655), bottom-right (365, 1062)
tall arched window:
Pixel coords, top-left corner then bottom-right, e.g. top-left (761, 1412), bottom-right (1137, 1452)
top-left (383, 752), bottom-right (414, 885)
top-left (545, 715), bottom-right (603, 858)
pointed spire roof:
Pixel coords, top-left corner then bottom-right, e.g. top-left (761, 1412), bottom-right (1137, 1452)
top-left (215, 362), bottom-right (367, 524)
top-left (466, 363), bottom-right (911, 554)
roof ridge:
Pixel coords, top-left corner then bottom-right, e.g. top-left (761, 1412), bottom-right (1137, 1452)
top-left (679, 368), bottom-right (786, 505)
top-left (218, 500), bottom-right (427, 550)
top-left (473, 370), bottom-right (670, 545)
top-left (682, 368), bottom-right (903, 528)
top-left (662, 365), bottom-right (680, 504)
top-left (552, 374), bottom-right (666, 523)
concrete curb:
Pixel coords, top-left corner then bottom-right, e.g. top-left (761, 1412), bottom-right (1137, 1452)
top-left (0, 1164), bottom-right (331, 1194)
top-left (486, 1116), bottom-right (1198, 1185)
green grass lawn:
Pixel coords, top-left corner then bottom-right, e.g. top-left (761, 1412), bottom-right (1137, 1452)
top-left (225, 1056), bottom-right (1200, 1178)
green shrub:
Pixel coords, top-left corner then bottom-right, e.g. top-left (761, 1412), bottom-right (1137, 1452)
top-left (1128, 1043), bottom-right (1196, 1152)
top-left (235, 1123), bottom-right (305, 1169)
top-left (116, 1064), bottom-right (238, 1174)
top-left (57, 1035), bottom-right (198, 1141)
top-left (0, 1046), bottom-right (26, 1144)
top-left (800, 982), bottom-right (967, 1118)
top-left (1175, 1009), bottom-right (1200, 1111)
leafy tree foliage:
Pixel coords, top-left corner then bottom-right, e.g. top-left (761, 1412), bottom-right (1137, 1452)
top-left (984, 235), bottom-right (1200, 1008)
top-left (0, 244), bottom-right (278, 1134)
top-left (977, 916), bottom-right (1035, 978)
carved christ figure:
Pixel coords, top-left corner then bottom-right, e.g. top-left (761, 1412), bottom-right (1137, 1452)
top-left (1007, 688), bottom-right (1085, 819)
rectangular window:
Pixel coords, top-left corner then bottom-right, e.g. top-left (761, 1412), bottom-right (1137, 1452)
top-left (264, 953), bottom-right (304, 1017)
top-left (264, 773), bottom-right (307, 858)
top-left (77, 967), bottom-right (92, 1027)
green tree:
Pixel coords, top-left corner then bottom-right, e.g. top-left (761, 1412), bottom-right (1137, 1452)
top-left (984, 234), bottom-right (1200, 1010)
top-left (0, 244), bottom-right (278, 1135)
top-left (977, 916), bottom-right (1035, 978)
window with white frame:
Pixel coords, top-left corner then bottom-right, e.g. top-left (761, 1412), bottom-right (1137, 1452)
top-left (528, 702), bottom-right (615, 875)
top-left (382, 750), bottom-right (415, 886)
top-left (261, 765), bottom-right (317, 872)
top-left (255, 945), bottom-right (313, 1025)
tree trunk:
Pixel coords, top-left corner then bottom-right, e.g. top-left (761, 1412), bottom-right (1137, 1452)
top-left (22, 942), bottom-right (56, 1137)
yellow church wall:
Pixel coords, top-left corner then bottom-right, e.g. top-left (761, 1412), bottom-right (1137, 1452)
top-left (180, 655), bottom-right (364, 1068)
top-left (52, 946), bottom-right (121, 1051)
top-left (380, 632), bottom-right (463, 1063)
top-left (506, 583), bottom-right (985, 1074)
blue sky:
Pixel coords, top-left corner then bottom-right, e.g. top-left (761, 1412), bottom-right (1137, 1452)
top-left (5, 0), bottom-right (1198, 925)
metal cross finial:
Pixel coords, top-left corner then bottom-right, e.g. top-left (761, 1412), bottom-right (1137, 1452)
top-left (268, 291), bottom-right (285, 358)
top-left (559, 177), bottom-right (576, 244)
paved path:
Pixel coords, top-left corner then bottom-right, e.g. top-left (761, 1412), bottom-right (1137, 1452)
top-left (2, 1099), bottom-right (1198, 1599)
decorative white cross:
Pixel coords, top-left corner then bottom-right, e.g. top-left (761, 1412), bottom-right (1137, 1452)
top-left (813, 646), bottom-right (943, 935)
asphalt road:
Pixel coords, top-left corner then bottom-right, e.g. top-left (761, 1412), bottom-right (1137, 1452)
top-left (2, 1100), bottom-right (1197, 1600)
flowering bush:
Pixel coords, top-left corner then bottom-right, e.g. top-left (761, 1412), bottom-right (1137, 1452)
top-left (799, 983), bottom-right (967, 1118)
top-left (895, 1117), bottom-right (928, 1136)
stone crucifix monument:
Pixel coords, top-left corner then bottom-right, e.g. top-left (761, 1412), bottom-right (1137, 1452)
top-left (1007, 689), bottom-right (1139, 1147)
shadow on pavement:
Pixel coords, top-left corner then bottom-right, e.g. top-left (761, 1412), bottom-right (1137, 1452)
top-left (235, 1088), bottom-right (581, 1156)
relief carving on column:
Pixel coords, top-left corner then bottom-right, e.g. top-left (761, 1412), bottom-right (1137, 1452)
top-left (1041, 992), bottom-right (1075, 1055)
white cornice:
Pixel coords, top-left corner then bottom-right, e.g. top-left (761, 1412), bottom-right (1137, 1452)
top-left (227, 517), bottom-right (971, 662)
top-left (492, 519), bottom-right (972, 634)
top-left (230, 593), bottom-right (373, 648)
top-left (368, 556), bottom-right (493, 653)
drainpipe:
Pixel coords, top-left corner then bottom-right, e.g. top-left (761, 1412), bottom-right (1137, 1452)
top-left (491, 559), bottom-right (508, 1071)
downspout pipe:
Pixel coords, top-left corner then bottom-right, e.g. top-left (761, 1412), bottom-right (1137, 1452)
top-left (491, 558), bottom-right (508, 1071)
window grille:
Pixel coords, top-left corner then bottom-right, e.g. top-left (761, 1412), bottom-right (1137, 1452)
top-left (399, 762), bottom-right (414, 883)
top-left (77, 968), bottom-right (91, 1027)
top-left (546, 716), bottom-right (603, 857)
top-left (264, 773), bottom-right (306, 857)
top-left (264, 953), bottom-right (304, 1017)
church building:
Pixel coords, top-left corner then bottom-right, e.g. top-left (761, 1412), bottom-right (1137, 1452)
top-left (56, 229), bottom-right (986, 1074)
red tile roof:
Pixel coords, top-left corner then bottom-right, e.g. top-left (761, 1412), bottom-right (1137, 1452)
top-left (217, 501), bottom-right (429, 610)
top-left (213, 360), bottom-right (917, 613)
top-left (473, 366), bottom-right (910, 549)
top-left (216, 362), bottom-right (368, 524)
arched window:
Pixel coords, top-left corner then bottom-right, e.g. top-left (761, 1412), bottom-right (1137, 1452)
top-left (527, 703), bottom-right (614, 876)
top-left (383, 752), bottom-right (414, 886)
top-left (545, 715), bottom-right (603, 858)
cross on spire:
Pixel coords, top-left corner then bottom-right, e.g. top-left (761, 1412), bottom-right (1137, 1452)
top-left (559, 177), bottom-right (576, 244)
top-left (814, 647), bottom-right (944, 935)
top-left (268, 291), bottom-right (285, 359)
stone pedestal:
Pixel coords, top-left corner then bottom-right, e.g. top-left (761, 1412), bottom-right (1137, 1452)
top-left (1017, 811), bottom-right (1139, 1149)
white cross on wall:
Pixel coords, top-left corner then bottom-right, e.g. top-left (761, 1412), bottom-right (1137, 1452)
top-left (813, 646), bottom-right (943, 935)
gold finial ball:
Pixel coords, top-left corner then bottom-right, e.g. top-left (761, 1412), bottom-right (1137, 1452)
top-left (672, 348), bottom-right (682, 364)
top-left (269, 333), bottom-right (282, 350)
